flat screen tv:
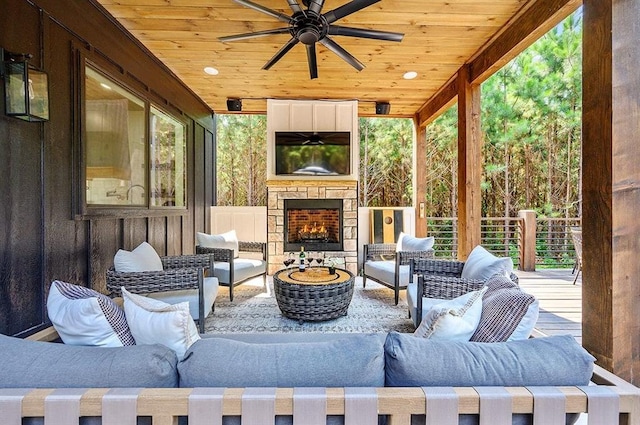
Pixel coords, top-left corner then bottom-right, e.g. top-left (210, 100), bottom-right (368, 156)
top-left (275, 131), bottom-right (351, 176)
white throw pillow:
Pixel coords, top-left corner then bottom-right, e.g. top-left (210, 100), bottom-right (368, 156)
top-left (47, 280), bottom-right (136, 347)
top-left (122, 287), bottom-right (201, 359)
top-left (197, 230), bottom-right (239, 258)
top-left (461, 245), bottom-right (514, 280)
top-left (396, 231), bottom-right (435, 252)
top-left (413, 287), bottom-right (487, 340)
top-left (114, 241), bottom-right (163, 273)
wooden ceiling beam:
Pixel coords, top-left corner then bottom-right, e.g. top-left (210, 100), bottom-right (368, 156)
top-left (415, 76), bottom-right (458, 127)
top-left (468, 0), bottom-right (581, 84)
top-left (415, 0), bottom-right (580, 126)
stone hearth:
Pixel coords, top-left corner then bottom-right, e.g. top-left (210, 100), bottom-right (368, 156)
top-left (267, 180), bottom-right (358, 275)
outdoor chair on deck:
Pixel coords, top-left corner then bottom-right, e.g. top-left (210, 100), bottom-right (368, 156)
top-left (362, 233), bottom-right (435, 305)
top-left (196, 231), bottom-right (267, 301)
top-left (106, 243), bottom-right (217, 333)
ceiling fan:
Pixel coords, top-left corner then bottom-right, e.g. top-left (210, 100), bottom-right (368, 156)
top-left (219, 0), bottom-right (404, 79)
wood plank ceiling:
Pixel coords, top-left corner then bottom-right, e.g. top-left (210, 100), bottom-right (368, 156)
top-left (94, 0), bottom-right (575, 117)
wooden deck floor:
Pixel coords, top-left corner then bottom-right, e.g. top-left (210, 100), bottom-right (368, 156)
top-left (516, 268), bottom-right (582, 343)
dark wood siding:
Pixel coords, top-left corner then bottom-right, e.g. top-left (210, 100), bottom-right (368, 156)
top-left (0, 0), bottom-right (214, 336)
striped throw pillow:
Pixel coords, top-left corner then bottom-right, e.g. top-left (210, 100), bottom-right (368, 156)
top-left (47, 280), bottom-right (136, 346)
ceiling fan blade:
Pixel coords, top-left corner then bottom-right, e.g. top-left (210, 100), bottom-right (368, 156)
top-left (306, 0), bottom-right (326, 15)
top-left (328, 25), bottom-right (404, 42)
top-left (323, 0), bottom-right (380, 24)
top-left (232, 0), bottom-right (291, 23)
top-left (319, 37), bottom-right (364, 71)
top-left (219, 28), bottom-right (291, 42)
top-left (286, 0), bottom-right (303, 13)
top-left (263, 37), bottom-right (300, 70)
top-left (306, 44), bottom-right (319, 79)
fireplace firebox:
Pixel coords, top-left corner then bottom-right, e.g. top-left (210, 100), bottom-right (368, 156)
top-left (284, 199), bottom-right (343, 252)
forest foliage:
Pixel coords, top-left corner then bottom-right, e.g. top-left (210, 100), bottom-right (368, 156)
top-left (216, 12), bottom-right (582, 222)
top-left (424, 12), bottom-right (582, 219)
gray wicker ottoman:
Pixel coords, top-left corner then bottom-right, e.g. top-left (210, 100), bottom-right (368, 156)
top-left (273, 267), bottom-right (355, 323)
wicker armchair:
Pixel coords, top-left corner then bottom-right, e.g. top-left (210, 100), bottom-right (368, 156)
top-left (196, 241), bottom-right (267, 301)
top-left (409, 258), bottom-right (519, 326)
top-left (362, 243), bottom-right (435, 305)
top-left (106, 254), bottom-right (215, 333)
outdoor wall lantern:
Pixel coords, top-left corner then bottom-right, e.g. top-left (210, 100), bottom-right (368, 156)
top-left (1, 48), bottom-right (50, 122)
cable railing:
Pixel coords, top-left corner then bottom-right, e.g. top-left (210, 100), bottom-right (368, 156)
top-left (427, 215), bottom-right (581, 269)
top-left (535, 217), bottom-right (581, 268)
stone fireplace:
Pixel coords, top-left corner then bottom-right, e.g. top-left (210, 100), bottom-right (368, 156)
top-left (267, 180), bottom-right (358, 275)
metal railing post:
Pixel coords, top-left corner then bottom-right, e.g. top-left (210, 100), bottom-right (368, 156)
top-left (518, 210), bottom-right (537, 271)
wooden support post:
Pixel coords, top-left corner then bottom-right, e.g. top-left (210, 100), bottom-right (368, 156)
top-left (415, 120), bottom-right (427, 238)
top-left (582, 0), bottom-right (640, 384)
top-left (518, 210), bottom-right (536, 271)
top-left (456, 66), bottom-right (482, 260)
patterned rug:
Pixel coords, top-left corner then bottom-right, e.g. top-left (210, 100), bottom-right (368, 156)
top-left (204, 276), bottom-right (415, 334)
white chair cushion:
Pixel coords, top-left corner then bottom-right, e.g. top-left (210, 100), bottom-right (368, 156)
top-left (364, 260), bottom-right (411, 287)
top-left (396, 232), bottom-right (435, 252)
top-left (407, 282), bottom-right (453, 328)
top-left (122, 288), bottom-right (200, 359)
top-left (461, 245), bottom-right (513, 280)
top-left (197, 230), bottom-right (239, 258)
top-left (213, 258), bottom-right (266, 285)
top-left (148, 277), bottom-right (219, 320)
top-left (47, 280), bottom-right (135, 347)
top-left (413, 287), bottom-right (487, 340)
top-left (114, 241), bottom-right (163, 272)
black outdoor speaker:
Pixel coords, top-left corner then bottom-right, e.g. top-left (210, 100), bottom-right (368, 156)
top-left (227, 98), bottom-right (242, 111)
top-left (375, 102), bottom-right (390, 115)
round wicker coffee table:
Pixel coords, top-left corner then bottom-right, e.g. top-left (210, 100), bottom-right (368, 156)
top-left (273, 267), bottom-right (355, 323)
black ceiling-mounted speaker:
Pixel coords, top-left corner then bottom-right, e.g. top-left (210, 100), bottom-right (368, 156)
top-left (375, 102), bottom-right (390, 115)
top-left (227, 98), bottom-right (242, 111)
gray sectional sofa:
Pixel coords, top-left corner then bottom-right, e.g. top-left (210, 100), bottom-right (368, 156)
top-left (1, 332), bottom-right (638, 425)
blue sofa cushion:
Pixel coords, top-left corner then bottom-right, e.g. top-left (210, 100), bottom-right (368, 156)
top-left (384, 332), bottom-right (595, 387)
top-left (0, 333), bottom-right (178, 388)
top-left (178, 333), bottom-right (386, 387)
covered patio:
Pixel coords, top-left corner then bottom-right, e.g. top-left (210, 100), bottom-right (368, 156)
top-left (1, 0), bottom-right (640, 390)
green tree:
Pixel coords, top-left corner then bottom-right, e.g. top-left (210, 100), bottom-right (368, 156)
top-left (359, 117), bottom-right (414, 207)
top-left (216, 114), bottom-right (267, 206)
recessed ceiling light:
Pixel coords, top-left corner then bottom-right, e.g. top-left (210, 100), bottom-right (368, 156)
top-left (204, 67), bottom-right (219, 76)
top-left (403, 71), bottom-right (418, 80)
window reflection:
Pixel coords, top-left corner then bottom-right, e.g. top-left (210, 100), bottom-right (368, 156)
top-left (83, 65), bottom-right (187, 209)
top-left (150, 107), bottom-right (186, 207)
top-left (85, 67), bottom-right (146, 206)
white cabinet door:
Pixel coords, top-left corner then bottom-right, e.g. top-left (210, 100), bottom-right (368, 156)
top-left (313, 103), bottom-right (337, 131)
top-left (336, 102), bottom-right (356, 131)
top-left (269, 102), bottom-right (291, 130)
top-left (289, 102), bottom-right (314, 131)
